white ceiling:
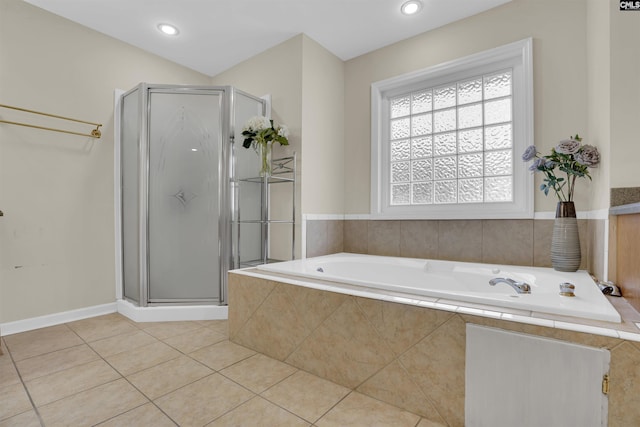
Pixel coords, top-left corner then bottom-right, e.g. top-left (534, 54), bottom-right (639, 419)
top-left (25, 0), bottom-right (511, 77)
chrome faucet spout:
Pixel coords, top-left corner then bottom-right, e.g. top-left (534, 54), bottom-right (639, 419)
top-left (489, 277), bottom-right (531, 294)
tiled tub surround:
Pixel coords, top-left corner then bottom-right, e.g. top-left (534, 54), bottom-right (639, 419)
top-left (229, 269), bottom-right (640, 427)
top-left (306, 218), bottom-right (607, 281)
top-left (257, 253), bottom-right (621, 323)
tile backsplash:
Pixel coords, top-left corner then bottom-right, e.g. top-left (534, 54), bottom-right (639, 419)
top-left (611, 187), bottom-right (640, 207)
top-left (306, 218), bottom-right (606, 278)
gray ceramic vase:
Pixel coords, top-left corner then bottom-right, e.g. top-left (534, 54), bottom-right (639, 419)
top-left (551, 201), bottom-right (581, 272)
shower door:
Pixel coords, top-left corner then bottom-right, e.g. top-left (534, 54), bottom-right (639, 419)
top-left (146, 88), bottom-right (224, 303)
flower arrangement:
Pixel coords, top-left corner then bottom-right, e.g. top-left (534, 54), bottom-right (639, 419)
top-left (522, 135), bottom-right (600, 202)
top-left (241, 116), bottom-right (289, 149)
top-left (241, 116), bottom-right (289, 177)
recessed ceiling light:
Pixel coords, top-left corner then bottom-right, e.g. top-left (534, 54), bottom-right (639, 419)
top-left (157, 23), bottom-right (179, 36)
top-left (401, 0), bottom-right (422, 15)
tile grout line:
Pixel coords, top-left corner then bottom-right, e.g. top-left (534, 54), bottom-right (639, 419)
top-left (1, 339), bottom-right (46, 427)
top-left (83, 317), bottom-right (194, 426)
top-left (68, 316), bottom-right (182, 426)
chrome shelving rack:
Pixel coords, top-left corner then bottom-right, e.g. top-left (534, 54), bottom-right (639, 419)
top-left (233, 153), bottom-right (296, 268)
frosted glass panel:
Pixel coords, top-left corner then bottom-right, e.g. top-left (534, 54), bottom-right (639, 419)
top-left (433, 108), bottom-right (456, 133)
top-left (485, 176), bottom-right (513, 202)
top-left (459, 129), bottom-right (483, 153)
top-left (434, 156), bottom-right (457, 180)
top-left (485, 124), bottom-right (512, 150)
top-left (434, 180), bottom-right (457, 204)
top-left (411, 114), bottom-right (432, 136)
top-left (434, 85), bottom-right (456, 109)
top-left (234, 93), bottom-right (266, 180)
top-left (391, 161), bottom-right (410, 182)
top-left (485, 150), bottom-right (513, 176)
top-left (391, 118), bottom-right (410, 140)
top-left (412, 91), bottom-right (432, 113)
top-left (391, 96), bottom-right (410, 118)
top-left (411, 159), bottom-right (432, 181)
top-left (391, 184), bottom-right (410, 205)
top-left (121, 89), bottom-right (140, 303)
top-left (484, 98), bottom-right (511, 125)
top-left (459, 153), bottom-right (483, 178)
top-left (458, 78), bottom-right (482, 105)
top-left (411, 136), bottom-right (432, 158)
top-left (236, 222), bottom-right (262, 265)
top-left (434, 132), bottom-right (456, 156)
top-left (391, 140), bottom-right (410, 161)
top-left (459, 178), bottom-right (483, 203)
top-left (484, 71), bottom-right (512, 99)
top-left (458, 104), bottom-right (482, 129)
top-left (148, 91), bottom-right (222, 300)
top-left (385, 68), bottom-right (515, 209)
top-left (412, 182), bottom-right (433, 204)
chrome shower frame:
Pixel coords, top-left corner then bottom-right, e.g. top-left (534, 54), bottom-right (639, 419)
top-left (120, 83), bottom-right (265, 307)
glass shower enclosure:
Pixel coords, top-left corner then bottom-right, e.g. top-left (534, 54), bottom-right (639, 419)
top-left (120, 84), bottom-right (265, 306)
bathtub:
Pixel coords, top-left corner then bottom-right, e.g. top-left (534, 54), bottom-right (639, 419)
top-left (256, 253), bottom-right (621, 323)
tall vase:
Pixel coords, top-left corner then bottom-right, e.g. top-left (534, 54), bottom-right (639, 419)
top-left (551, 201), bottom-right (581, 272)
top-left (258, 142), bottom-right (272, 178)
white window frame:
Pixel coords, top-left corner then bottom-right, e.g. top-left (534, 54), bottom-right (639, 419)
top-left (371, 38), bottom-right (534, 219)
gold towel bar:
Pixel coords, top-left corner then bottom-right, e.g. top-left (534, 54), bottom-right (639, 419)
top-left (0, 103), bottom-right (102, 138)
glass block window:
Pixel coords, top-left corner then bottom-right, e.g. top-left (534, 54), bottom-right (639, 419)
top-left (389, 70), bottom-right (513, 206)
top-left (371, 38), bottom-right (533, 219)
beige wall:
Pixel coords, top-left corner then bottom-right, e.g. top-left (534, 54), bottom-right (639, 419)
top-left (0, 0), bottom-right (210, 323)
top-left (344, 0), bottom-right (590, 214)
top-left (610, 0), bottom-right (640, 189)
top-left (586, 0), bottom-right (611, 211)
top-left (300, 36), bottom-right (345, 215)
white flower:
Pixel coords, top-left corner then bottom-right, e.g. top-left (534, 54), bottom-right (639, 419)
top-left (277, 125), bottom-right (289, 139)
top-left (243, 116), bottom-right (271, 132)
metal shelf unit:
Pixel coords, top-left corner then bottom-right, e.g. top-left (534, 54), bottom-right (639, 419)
top-left (233, 154), bottom-right (296, 269)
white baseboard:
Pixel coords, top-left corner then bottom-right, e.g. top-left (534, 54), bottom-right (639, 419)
top-left (0, 303), bottom-right (118, 336)
top-left (0, 300), bottom-right (230, 336)
top-left (117, 300), bottom-right (228, 323)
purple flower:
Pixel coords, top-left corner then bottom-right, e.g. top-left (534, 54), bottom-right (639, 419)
top-left (522, 145), bottom-right (537, 161)
top-left (528, 157), bottom-right (545, 171)
top-left (544, 160), bottom-right (557, 168)
top-left (555, 138), bottom-right (581, 155)
top-left (575, 144), bottom-right (600, 167)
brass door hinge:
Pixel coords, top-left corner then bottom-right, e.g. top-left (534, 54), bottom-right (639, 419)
top-left (602, 374), bottom-right (610, 395)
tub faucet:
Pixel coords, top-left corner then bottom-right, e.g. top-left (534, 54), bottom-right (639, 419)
top-left (489, 277), bottom-right (531, 294)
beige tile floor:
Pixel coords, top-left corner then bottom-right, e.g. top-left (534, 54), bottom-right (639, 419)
top-left (0, 313), bottom-right (439, 426)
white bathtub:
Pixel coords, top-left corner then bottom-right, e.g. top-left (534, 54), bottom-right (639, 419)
top-left (256, 253), bottom-right (621, 323)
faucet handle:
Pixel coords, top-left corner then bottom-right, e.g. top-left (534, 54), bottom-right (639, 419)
top-left (559, 282), bottom-right (575, 297)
